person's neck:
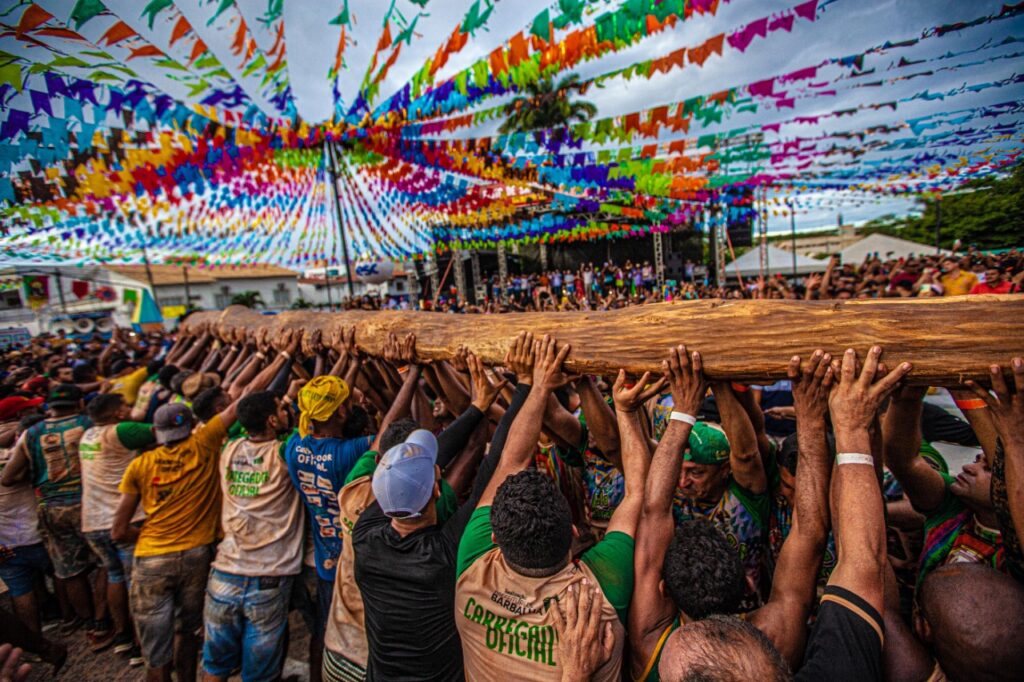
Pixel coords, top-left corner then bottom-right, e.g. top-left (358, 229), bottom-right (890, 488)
top-left (248, 430), bottom-right (277, 443)
top-left (970, 505), bottom-right (1000, 530)
top-left (311, 425), bottom-right (344, 439)
top-left (390, 511), bottom-right (436, 537)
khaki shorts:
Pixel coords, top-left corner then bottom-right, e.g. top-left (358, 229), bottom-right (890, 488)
top-left (37, 502), bottom-right (94, 579)
top-left (130, 545), bottom-right (212, 669)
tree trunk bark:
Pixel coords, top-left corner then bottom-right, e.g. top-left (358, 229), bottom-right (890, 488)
top-left (186, 296), bottom-right (1024, 386)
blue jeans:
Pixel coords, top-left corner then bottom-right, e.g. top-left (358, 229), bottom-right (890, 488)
top-left (83, 530), bottom-right (135, 585)
top-left (202, 569), bottom-right (294, 682)
top-left (0, 543), bottom-right (51, 597)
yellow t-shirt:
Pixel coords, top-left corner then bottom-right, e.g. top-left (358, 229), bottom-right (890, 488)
top-left (109, 367), bottom-right (150, 405)
top-left (119, 415), bottom-right (227, 557)
top-left (940, 270), bottom-right (978, 296)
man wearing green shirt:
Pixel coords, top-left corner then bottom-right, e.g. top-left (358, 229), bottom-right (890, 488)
top-left (455, 334), bottom-right (651, 681)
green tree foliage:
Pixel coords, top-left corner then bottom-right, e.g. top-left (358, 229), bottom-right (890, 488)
top-left (290, 297), bottom-right (313, 310)
top-left (230, 291), bottom-right (265, 308)
top-left (499, 73), bottom-right (598, 134)
top-left (859, 164), bottom-right (1024, 249)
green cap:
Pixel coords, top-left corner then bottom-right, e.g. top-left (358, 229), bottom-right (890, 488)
top-left (919, 441), bottom-right (948, 474)
top-left (684, 422), bottom-right (730, 465)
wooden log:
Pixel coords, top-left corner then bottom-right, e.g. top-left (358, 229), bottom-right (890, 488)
top-left (185, 296), bottom-right (1024, 385)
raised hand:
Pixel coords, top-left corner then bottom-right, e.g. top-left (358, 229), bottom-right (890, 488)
top-left (611, 369), bottom-right (666, 413)
top-left (398, 333), bottom-right (418, 365)
top-left (965, 357), bottom-right (1024, 447)
top-left (503, 331), bottom-right (535, 384)
top-left (531, 335), bottom-right (572, 391)
top-left (661, 344), bottom-right (706, 416)
top-left (551, 581), bottom-right (614, 682)
top-left (468, 352), bottom-right (508, 411)
top-left (828, 346), bottom-right (912, 434)
top-left (255, 327), bottom-right (272, 354)
top-left (451, 344), bottom-right (470, 373)
top-left (381, 333), bottom-right (399, 363)
top-left (789, 350), bottom-right (833, 422)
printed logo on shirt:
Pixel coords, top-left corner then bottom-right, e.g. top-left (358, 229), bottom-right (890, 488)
top-left (462, 596), bottom-right (557, 666)
top-left (226, 467), bottom-right (269, 498)
top-left (297, 470), bottom-right (315, 484)
top-left (316, 475), bottom-right (333, 491)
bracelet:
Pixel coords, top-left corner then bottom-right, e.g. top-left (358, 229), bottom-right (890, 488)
top-left (255, 352), bottom-right (266, 360)
top-left (281, 351), bottom-right (292, 361)
top-left (954, 398), bottom-right (987, 411)
top-left (731, 382), bottom-right (750, 393)
top-left (669, 411), bottom-right (697, 425)
top-left (836, 452), bottom-right (874, 466)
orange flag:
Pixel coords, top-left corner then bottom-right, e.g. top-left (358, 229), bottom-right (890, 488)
top-left (170, 16), bottom-right (191, 46)
top-left (16, 4), bottom-right (53, 37)
top-left (100, 20), bottom-right (135, 46)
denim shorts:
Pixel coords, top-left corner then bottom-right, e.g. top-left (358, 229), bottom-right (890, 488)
top-left (83, 530), bottom-right (135, 585)
top-left (202, 569), bottom-right (294, 682)
top-left (0, 542), bottom-right (51, 597)
top-left (37, 502), bottom-right (94, 579)
top-left (130, 545), bottom-right (212, 669)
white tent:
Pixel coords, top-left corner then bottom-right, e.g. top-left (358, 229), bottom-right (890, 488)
top-left (725, 245), bottom-right (828, 278)
top-left (840, 233), bottom-right (948, 263)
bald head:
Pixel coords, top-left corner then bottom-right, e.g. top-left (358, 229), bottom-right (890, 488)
top-left (659, 615), bottom-right (790, 682)
top-left (917, 563), bottom-right (1024, 682)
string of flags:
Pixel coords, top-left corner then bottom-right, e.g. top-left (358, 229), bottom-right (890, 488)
top-left (0, 0), bottom-right (1021, 267)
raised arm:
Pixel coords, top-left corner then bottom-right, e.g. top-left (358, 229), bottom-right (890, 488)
top-left (477, 334), bottom-right (571, 508)
top-left (577, 375), bottom-right (621, 467)
top-left (606, 370), bottom-right (665, 538)
top-left (827, 346), bottom-right (912, 614)
top-left (368, 340), bottom-right (423, 454)
top-left (881, 386), bottom-right (946, 512)
top-left (752, 351), bottom-right (834, 668)
top-left (711, 382), bottom-right (767, 494)
top-left (965, 358), bottom-right (1024, 572)
top-left (629, 346), bottom-right (706, 676)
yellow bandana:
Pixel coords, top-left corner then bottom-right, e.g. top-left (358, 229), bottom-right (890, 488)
top-left (298, 375), bottom-right (350, 437)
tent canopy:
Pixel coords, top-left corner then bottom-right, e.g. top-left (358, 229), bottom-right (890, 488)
top-left (840, 233), bottom-right (950, 264)
top-left (726, 245), bottom-right (828, 278)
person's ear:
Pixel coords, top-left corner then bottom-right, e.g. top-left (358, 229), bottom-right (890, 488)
top-left (571, 524), bottom-right (580, 539)
top-left (658, 579), bottom-right (667, 599)
top-left (490, 532), bottom-right (496, 544)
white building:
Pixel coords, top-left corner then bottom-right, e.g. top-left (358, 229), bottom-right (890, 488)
top-left (106, 264), bottom-right (302, 314)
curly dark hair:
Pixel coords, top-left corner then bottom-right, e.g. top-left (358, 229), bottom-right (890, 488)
top-left (491, 469), bottom-right (572, 572)
top-left (663, 519), bottom-right (746, 619)
top-left (379, 418), bottom-right (419, 453)
top-left (236, 391), bottom-right (278, 433)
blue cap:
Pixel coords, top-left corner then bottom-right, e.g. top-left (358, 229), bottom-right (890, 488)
top-left (372, 430), bottom-right (438, 517)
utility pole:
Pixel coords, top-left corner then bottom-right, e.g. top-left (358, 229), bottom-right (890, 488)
top-left (788, 199), bottom-right (797, 278)
top-left (140, 217), bottom-right (160, 312)
top-left (325, 141), bottom-right (356, 301)
top-left (182, 266), bottom-right (192, 312)
top-left (52, 268), bottom-right (68, 313)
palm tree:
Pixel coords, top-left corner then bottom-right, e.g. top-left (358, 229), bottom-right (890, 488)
top-left (499, 73), bottom-right (598, 134)
top-left (290, 298), bottom-right (313, 310)
top-left (230, 291), bottom-right (266, 308)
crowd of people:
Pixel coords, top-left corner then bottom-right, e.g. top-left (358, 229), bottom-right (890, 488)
top-left (0, 311), bottom-right (1023, 682)
top-left (342, 247), bottom-right (1024, 314)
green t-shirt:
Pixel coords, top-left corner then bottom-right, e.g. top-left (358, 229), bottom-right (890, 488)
top-left (345, 450), bottom-right (458, 521)
top-left (457, 505), bottom-right (635, 624)
top-left (115, 422), bottom-right (157, 451)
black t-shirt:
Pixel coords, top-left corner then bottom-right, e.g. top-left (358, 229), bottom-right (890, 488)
top-left (350, 383), bottom-right (532, 682)
top-left (795, 585), bottom-right (884, 682)
top-left (352, 503), bottom-right (464, 681)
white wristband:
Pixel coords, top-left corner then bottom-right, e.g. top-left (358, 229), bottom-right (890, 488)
top-left (670, 411), bottom-right (697, 426)
top-left (836, 452), bottom-right (874, 466)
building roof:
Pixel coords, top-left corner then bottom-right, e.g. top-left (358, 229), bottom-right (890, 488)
top-left (107, 264), bottom-right (298, 286)
top-left (726, 245), bottom-right (829, 277)
top-left (839, 233), bottom-right (950, 263)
